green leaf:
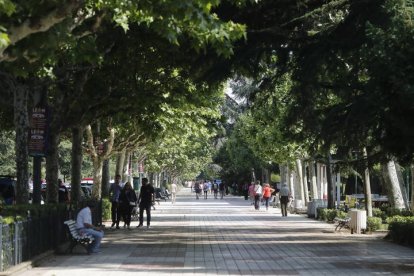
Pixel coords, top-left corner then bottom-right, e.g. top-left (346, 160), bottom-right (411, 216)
top-left (0, 0), bottom-right (16, 16)
top-left (0, 32), bottom-right (10, 47)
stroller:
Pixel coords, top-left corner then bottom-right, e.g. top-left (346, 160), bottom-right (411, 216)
top-left (131, 206), bottom-right (139, 221)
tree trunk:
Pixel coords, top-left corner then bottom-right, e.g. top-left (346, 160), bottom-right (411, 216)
top-left (309, 161), bottom-right (318, 201)
top-left (295, 159), bottom-right (305, 204)
top-left (45, 130), bottom-right (60, 203)
top-left (116, 149), bottom-right (126, 177)
top-left (280, 164), bottom-right (286, 186)
top-left (396, 163), bottom-right (410, 210)
top-left (261, 168), bottom-right (270, 184)
top-left (13, 82), bottom-right (30, 204)
top-left (336, 172), bottom-right (341, 208)
top-left (322, 165), bottom-right (328, 199)
top-left (85, 124), bottom-right (115, 200)
top-left (326, 154), bottom-right (336, 209)
top-left (302, 161), bottom-right (309, 205)
top-left (288, 167), bottom-right (295, 198)
top-left (92, 157), bottom-right (104, 199)
top-left (363, 147), bottom-right (373, 217)
top-left (71, 126), bottom-right (83, 203)
top-left (122, 150), bottom-right (131, 182)
top-left (411, 164), bottom-right (414, 211)
top-left (382, 160), bottom-right (406, 210)
top-left (316, 163), bottom-right (322, 200)
top-left (101, 157), bottom-right (110, 197)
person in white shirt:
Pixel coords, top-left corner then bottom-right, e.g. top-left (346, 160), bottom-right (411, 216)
top-left (254, 181), bottom-right (262, 210)
top-left (76, 202), bottom-right (104, 253)
top-left (171, 183), bottom-right (177, 204)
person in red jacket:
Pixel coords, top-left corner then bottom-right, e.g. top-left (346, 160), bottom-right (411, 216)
top-left (262, 183), bottom-right (275, 211)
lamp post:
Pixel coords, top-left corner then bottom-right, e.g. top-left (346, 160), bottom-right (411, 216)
top-left (355, 173), bottom-right (357, 194)
top-left (251, 168), bottom-right (256, 183)
top-left (353, 151), bottom-right (358, 194)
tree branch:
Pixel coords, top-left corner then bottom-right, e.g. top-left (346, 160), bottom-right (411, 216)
top-left (0, 0), bottom-right (84, 61)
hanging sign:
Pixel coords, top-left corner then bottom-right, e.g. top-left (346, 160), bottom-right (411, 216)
top-left (28, 106), bottom-right (49, 157)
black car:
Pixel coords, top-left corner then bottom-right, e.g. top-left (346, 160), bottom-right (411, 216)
top-left (0, 176), bottom-right (16, 205)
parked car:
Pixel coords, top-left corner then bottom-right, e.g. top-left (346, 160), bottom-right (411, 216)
top-left (28, 192), bottom-right (45, 205)
top-left (81, 185), bottom-right (92, 199)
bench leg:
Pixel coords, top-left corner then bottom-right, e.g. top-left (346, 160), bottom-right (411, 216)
top-left (83, 243), bottom-right (91, 254)
top-left (67, 240), bottom-right (77, 253)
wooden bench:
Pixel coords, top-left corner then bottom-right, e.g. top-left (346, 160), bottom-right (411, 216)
top-left (64, 220), bottom-right (94, 254)
top-left (334, 216), bottom-right (351, 231)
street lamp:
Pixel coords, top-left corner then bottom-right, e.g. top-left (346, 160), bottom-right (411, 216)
top-left (352, 151), bottom-right (358, 194)
top-left (251, 168), bottom-right (256, 183)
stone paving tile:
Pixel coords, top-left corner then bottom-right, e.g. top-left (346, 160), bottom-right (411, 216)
top-left (15, 188), bottom-right (414, 276)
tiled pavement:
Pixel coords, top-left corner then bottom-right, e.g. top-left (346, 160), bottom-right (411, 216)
top-left (16, 188), bottom-right (414, 275)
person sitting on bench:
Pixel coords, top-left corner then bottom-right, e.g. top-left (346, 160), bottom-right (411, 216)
top-left (76, 201), bottom-right (104, 254)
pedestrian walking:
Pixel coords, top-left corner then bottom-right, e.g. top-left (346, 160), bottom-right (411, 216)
top-left (137, 178), bottom-right (155, 229)
top-left (194, 181), bottom-right (201, 199)
top-left (203, 181), bottom-right (209, 199)
top-left (243, 183), bottom-right (249, 200)
top-left (248, 182), bottom-right (255, 205)
top-left (262, 183), bottom-right (275, 211)
top-left (120, 182), bottom-right (137, 229)
top-left (76, 201), bottom-right (104, 254)
top-left (219, 182), bottom-right (226, 199)
top-left (171, 182), bottom-right (177, 204)
top-left (109, 174), bottom-right (123, 229)
top-left (212, 181), bottom-right (219, 199)
top-left (280, 183), bottom-right (291, 216)
top-left (254, 181), bottom-right (262, 210)
top-left (58, 179), bottom-right (70, 203)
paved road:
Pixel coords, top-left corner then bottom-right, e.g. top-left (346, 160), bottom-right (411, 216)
top-left (17, 188), bottom-right (414, 275)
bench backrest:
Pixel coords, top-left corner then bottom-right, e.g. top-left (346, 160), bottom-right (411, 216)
top-left (64, 220), bottom-right (94, 241)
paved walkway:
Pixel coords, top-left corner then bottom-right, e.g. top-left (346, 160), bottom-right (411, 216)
top-left (17, 188), bottom-right (414, 275)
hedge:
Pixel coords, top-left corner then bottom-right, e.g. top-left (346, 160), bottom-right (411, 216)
top-left (317, 208), bottom-right (347, 222)
top-left (367, 217), bottom-right (382, 232)
top-left (386, 216), bottom-right (414, 246)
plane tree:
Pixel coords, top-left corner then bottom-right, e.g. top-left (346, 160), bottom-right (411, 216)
top-left (0, 0), bottom-right (246, 203)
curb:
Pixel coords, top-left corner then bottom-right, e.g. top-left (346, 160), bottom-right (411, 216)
top-left (0, 250), bottom-right (54, 276)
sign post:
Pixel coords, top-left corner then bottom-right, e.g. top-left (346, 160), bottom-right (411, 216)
top-left (28, 106), bottom-right (49, 204)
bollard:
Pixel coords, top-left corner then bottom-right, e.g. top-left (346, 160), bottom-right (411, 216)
top-left (349, 209), bottom-right (367, 234)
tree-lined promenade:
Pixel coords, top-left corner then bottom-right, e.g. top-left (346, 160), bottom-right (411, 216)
top-left (0, 0), bottom-right (414, 270)
top-left (16, 189), bottom-right (414, 276)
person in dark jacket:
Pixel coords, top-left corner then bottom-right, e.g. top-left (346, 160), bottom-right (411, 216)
top-left (58, 179), bottom-right (70, 203)
top-left (120, 182), bottom-right (137, 229)
top-left (109, 174), bottom-right (123, 229)
top-left (137, 178), bottom-right (154, 229)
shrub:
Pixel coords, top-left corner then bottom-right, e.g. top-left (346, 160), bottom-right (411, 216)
top-left (372, 208), bottom-right (383, 217)
top-left (336, 210), bottom-right (348, 219)
top-left (367, 217), bottom-right (382, 232)
top-left (326, 209), bottom-right (338, 222)
top-left (317, 208), bottom-right (345, 222)
top-left (386, 216), bottom-right (414, 246)
top-left (400, 209), bottom-right (413, 217)
top-left (385, 207), bottom-right (401, 217)
top-left (317, 207), bottom-right (328, 221)
top-left (0, 203), bottom-right (67, 218)
top-left (101, 198), bottom-right (111, 221)
top-left (372, 207), bottom-right (387, 222)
